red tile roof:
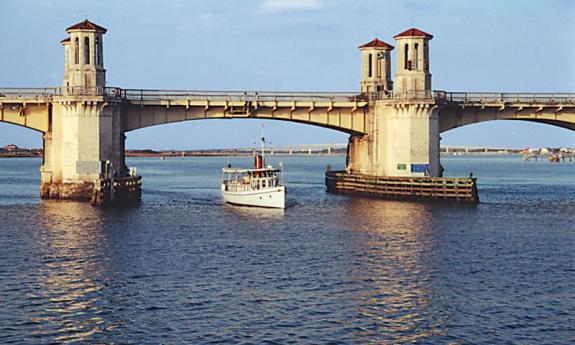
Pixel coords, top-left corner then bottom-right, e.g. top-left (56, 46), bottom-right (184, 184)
top-left (393, 28), bottom-right (433, 39)
top-left (60, 37), bottom-right (71, 44)
top-left (358, 38), bottom-right (394, 50)
top-left (66, 19), bottom-right (107, 33)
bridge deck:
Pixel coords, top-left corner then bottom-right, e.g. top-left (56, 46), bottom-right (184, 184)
top-left (1, 87), bottom-right (574, 105)
top-left (1, 88), bottom-right (574, 133)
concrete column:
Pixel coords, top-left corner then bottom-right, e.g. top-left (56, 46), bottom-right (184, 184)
top-left (40, 132), bottom-right (53, 198)
top-left (383, 103), bottom-right (439, 177)
top-left (347, 135), bottom-right (367, 173)
top-left (41, 98), bottom-right (125, 200)
top-left (346, 99), bottom-right (440, 177)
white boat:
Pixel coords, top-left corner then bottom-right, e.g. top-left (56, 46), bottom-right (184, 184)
top-left (221, 166), bottom-right (285, 208)
top-left (221, 127), bottom-right (286, 209)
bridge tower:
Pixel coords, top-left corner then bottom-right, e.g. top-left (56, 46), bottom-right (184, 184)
top-left (393, 28), bottom-right (433, 93)
top-left (347, 28), bottom-right (441, 178)
top-left (41, 20), bottom-right (126, 201)
top-left (358, 38), bottom-right (393, 93)
top-left (61, 19), bottom-right (106, 94)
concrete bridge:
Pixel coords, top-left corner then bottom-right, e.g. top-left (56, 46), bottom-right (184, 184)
top-left (1, 20), bottom-right (574, 202)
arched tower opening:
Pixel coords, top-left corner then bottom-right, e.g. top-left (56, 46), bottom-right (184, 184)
top-left (94, 37), bottom-right (100, 66)
top-left (414, 43), bottom-right (419, 70)
top-left (74, 37), bottom-right (79, 65)
top-left (84, 37), bottom-right (90, 65)
top-left (404, 43), bottom-right (409, 70)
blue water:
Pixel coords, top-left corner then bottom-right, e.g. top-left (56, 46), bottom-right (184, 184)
top-left (0, 155), bottom-right (573, 344)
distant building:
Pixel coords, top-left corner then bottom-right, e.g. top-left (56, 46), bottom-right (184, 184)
top-left (540, 147), bottom-right (550, 155)
top-left (3, 144), bottom-right (18, 151)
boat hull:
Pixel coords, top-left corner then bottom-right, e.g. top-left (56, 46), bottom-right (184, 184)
top-left (221, 186), bottom-right (285, 209)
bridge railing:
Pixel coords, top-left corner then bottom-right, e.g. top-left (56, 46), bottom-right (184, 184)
top-left (2, 87), bottom-right (574, 104)
top-left (371, 90), bottom-right (434, 100)
top-left (62, 86), bottom-right (121, 96)
top-left (0, 87), bottom-right (60, 99)
top-left (121, 89), bottom-right (363, 103)
top-left (435, 91), bottom-right (575, 104)
top-left (0, 87), bottom-right (123, 98)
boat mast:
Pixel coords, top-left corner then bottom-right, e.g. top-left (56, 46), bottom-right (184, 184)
top-left (261, 124), bottom-right (265, 166)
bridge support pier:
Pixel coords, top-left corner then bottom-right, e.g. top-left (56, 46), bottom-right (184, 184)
top-left (39, 98), bottom-right (139, 205)
top-left (333, 98), bottom-right (476, 202)
top-left (347, 100), bottom-right (441, 177)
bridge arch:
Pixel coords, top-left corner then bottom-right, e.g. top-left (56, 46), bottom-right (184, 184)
top-left (0, 118), bottom-right (45, 133)
top-left (124, 117), bottom-right (351, 151)
top-left (439, 107), bottom-right (575, 133)
top-left (440, 119), bottom-right (575, 151)
top-left (0, 103), bottom-right (50, 133)
top-left (124, 112), bottom-right (364, 136)
top-left (122, 93), bottom-right (369, 136)
top-left (0, 122), bottom-right (45, 166)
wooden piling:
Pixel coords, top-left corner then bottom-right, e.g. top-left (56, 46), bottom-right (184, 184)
top-left (91, 175), bottom-right (142, 206)
top-left (326, 171), bottom-right (478, 203)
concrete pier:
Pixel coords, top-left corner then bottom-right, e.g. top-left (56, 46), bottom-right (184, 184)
top-left (38, 20), bottom-right (140, 205)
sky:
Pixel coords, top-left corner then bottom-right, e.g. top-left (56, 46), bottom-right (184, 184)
top-left (0, 0), bottom-right (574, 150)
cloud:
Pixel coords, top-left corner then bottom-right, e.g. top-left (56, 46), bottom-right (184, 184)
top-left (260, 0), bottom-right (323, 13)
top-left (179, 12), bottom-right (222, 33)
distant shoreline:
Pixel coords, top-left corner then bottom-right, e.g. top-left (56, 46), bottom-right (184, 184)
top-left (0, 152), bottom-right (349, 158)
top-left (2, 149), bottom-right (572, 159)
top-left (0, 154), bottom-right (42, 158)
top-left (0, 152), bottom-right (531, 159)
top-left (125, 152), bottom-right (346, 158)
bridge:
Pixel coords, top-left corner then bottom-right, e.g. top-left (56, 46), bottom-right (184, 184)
top-left (3, 88), bottom-right (573, 134)
top-left (0, 20), bottom-right (574, 202)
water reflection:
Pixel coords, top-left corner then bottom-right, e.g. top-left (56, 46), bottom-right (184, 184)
top-left (223, 203), bottom-right (285, 220)
top-left (342, 198), bottom-right (446, 343)
top-left (1, 155), bottom-right (573, 343)
top-left (30, 201), bottom-right (114, 343)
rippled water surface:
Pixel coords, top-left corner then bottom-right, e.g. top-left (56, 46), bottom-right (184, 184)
top-left (0, 155), bottom-right (574, 344)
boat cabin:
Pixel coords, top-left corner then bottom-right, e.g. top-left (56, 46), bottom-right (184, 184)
top-left (221, 168), bottom-right (283, 193)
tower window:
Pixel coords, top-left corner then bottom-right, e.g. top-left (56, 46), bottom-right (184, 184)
top-left (414, 43), bottom-right (419, 70)
top-left (377, 53), bottom-right (382, 78)
top-left (74, 38), bottom-right (79, 64)
top-left (95, 38), bottom-right (99, 65)
top-left (404, 44), bottom-right (409, 70)
top-left (424, 42), bottom-right (428, 70)
top-left (368, 53), bottom-right (373, 78)
top-left (84, 37), bottom-right (90, 64)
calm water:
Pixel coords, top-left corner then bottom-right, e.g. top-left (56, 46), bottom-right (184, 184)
top-left (0, 155), bottom-right (573, 344)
